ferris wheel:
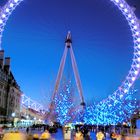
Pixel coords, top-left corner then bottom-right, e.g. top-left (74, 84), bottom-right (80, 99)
top-left (0, 0), bottom-right (140, 108)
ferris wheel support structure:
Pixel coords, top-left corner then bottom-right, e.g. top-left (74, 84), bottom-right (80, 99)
top-left (51, 32), bottom-right (85, 107)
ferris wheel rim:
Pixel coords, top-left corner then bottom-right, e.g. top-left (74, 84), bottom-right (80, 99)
top-left (0, 0), bottom-right (140, 101)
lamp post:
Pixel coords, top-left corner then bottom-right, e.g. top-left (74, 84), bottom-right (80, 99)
top-left (11, 112), bottom-right (15, 127)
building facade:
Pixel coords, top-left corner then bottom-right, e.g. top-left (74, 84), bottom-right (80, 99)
top-left (0, 50), bottom-right (22, 123)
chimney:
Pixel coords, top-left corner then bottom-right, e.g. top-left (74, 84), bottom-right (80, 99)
top-left (0, 50), bottom-right (4, 68)
top-left (4, 57), bottom-right (10, 73)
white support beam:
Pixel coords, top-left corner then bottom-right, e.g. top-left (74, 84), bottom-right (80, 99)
top-left (21, 94), bottom-right (45, 113)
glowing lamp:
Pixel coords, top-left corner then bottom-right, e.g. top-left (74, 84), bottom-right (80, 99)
top-left (124, 8), bottom-right (128, 13)
top-left (136, 32), bottom-right (139, 35)
top-left (120, 3), bottom-right (124, 8)
top-left (134, 26), bottom-right (137, 29)
top-left (128, 14), bottom-right (132, 18)
top-left (6, 8), bottom-right (10, 13)
top-left (10, 3), bottom-right (14, 7)
top-left (134, 71), bottom-right (138, 75)
top-left (124, 89), bottom-right (128, 93)
top-left (138, 38), bottom-right (140, 42)
top-left (138, 44), bottom-right (140, 48)
top-left (136, 64), bottom-right (140, 68)
top-left (12, 112), bottom-right (15, 117)
top-left (14, 0), bottom-right (18, 3)
top-left (131, 19), bottom-right (134, 24)
top-left (2, 14), bottom-right (6, 18)
top-left (0, 20), bottom-right (3, 24)
top-left (132, 77), bottom-right (135, 81)
top-left (137, 58), bottom-right (140, 62)
top-left (128, 83), bottom-right (132, 87)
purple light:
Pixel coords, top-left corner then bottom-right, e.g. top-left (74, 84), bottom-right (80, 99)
top-left (115, 0), bottom-right (119, 3)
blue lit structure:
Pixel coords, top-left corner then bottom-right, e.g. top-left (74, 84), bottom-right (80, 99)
top-left (84, 89), bottom-right (138, 125)
top-left (54, 80), bottom-right (76, 125)
top-left (54, 79), bottom-right (138, 125)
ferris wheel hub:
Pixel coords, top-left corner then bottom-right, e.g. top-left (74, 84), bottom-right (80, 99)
top-left (65, 31), bottom-right (72, 48)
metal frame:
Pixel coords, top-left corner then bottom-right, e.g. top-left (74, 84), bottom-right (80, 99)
top-left (21, 94), bottom-right (45, 112)
top-left (51, 32), bottom-right (85, 106)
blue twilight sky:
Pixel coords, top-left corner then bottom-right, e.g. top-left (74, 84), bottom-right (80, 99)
top-left (0, 0), bottom-right (140, 105)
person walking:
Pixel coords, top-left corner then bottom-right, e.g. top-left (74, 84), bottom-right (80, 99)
top-left (74, 130), bottom-right (84, 140)
top-left (96, 131), bottom-right (105, 140)
top-left (26, 127), bottom-right (29, 134)
top-left (33, 134), bottom-right (39, 140)
top-left (40, 130), bottom-right (51, 140)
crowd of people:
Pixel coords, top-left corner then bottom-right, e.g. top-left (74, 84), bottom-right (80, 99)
top-left (72, 129), bottom-right (122, 140)
top-left (1, 129), bottom-right (122, 140)
top-left (0, 124), bottom-right (132, 140)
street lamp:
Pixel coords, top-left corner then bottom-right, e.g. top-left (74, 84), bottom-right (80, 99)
top-left (11, 112), bottom-right (15, 117)
top-left (26, 115), bottom-right (29, 119)
top-left (11, 112), bottom-right (15, 127)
